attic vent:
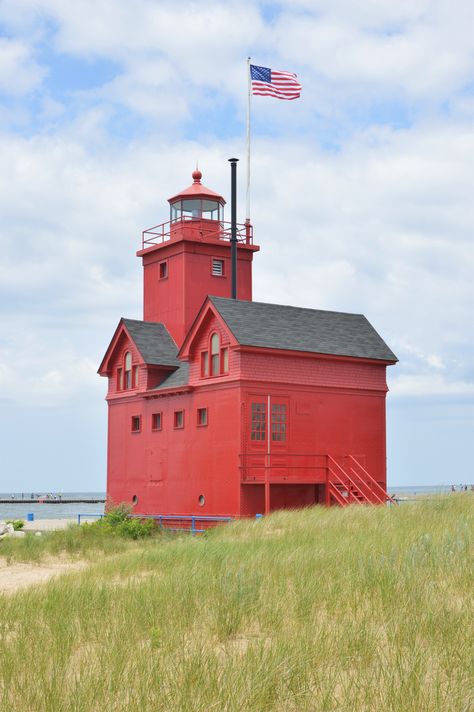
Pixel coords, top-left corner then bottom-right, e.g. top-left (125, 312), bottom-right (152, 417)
top-left (212, 259), bottom-right (224, 277)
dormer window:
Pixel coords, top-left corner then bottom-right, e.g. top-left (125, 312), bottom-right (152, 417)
top-left (221, 348), bottom-right (229, 373)
top-left (118, 352), bottom-right (138, 391)
top-left (124, 352), bottom-right (132, 389)
top-left (211, 333), bottom-right (220, 376)
top-left (201, 333), bottom-right (229, 379)
top-left (201, 351), bottom-right (209, 377)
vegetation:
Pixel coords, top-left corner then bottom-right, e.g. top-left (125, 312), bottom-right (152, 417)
top-left (5, 520), bottom-right (24, 531)
top-left (0, 495), bottom-right (472, 711)
top-left (0, 506), bottom-right (159, 563)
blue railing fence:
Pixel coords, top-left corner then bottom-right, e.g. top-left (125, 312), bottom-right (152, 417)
top-left (77, 513), bottom-right (105, 525)
top-left (76, 512), bottom-right (264, 533)
top-left (130, 513), bottom-right (233, 535)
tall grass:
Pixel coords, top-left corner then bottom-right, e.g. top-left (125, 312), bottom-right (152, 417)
top-left (1, 495), bottom-right (472, 711)
top-left (0, 510), bottom-right (167, 564)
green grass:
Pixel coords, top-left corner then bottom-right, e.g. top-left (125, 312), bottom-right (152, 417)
top-left (0, 506), bottom-right (163, 563)
top-left (1, 495), bottom-right (473, 711)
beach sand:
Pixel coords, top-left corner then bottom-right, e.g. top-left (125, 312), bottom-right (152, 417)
top-left (0, 557), bottom-right (87, 595)
top-left (0, 518), bottom-right (96, 595)
top-left (22, 518), bottom-right (79, 532)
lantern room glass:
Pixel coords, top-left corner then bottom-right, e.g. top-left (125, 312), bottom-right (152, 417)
top-left (170, 199), bottom-right (222, 222)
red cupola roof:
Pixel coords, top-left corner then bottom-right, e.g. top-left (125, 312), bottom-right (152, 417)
top-left (168, 168), bottom-right (226, 205)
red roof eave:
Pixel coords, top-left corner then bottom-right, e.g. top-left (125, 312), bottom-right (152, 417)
top-left (144, 385), bottom-right (192, 398)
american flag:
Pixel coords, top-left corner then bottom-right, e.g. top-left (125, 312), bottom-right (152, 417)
top-left (250, 64), bottom-right (302, 100)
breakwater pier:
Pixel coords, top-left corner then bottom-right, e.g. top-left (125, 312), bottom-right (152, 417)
top-left (0, 497), bottom-right (105, 504)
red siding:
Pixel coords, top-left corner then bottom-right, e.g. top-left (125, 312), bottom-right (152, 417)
top-left (107, 384), bottom-right (243, 517)
top-left (238, 351), bottom-right (387, 392)
top-left (142, 236), bottom-right (255, 347)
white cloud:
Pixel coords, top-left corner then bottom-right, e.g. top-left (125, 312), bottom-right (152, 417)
top-left (389, 373), bottom-right (474, 398)
top-left (272, 2), bottom-right (474, 100)
top-left (0, 348), bottom-right (103, 407)
top-left (0, 37), bottom-right (46, 95)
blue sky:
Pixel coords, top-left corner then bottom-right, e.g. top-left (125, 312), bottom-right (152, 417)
top-left (0, 0), bottom-right (473, 491)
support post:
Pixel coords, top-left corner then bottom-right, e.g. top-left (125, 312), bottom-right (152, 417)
top-left (228, 158), bottom-right (239, 299)
top-left (325, 456), bottom-right (330, 506)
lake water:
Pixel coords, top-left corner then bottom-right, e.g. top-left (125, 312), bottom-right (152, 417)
top-left (1, 485), bottom-right (470, 521)
top-left (387, 484), bottom-right (470, 497)
top-left (0, 492), bottom-right (106, 521)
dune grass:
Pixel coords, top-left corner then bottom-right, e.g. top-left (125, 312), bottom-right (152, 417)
top-left (0, 508), bottom-right (166, 564)
top-left (1, 495), bottom-right (472, 711)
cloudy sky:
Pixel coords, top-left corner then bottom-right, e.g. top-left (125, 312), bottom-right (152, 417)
top-left (1, 0), bottom-right (473, 492)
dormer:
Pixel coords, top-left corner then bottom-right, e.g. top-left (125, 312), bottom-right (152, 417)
top-left (98, 319), bottom-right (181, 398)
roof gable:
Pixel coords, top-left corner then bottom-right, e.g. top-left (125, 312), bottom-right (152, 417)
top-left (98, 318), bottom-right (180, 374)
top-left (208, 297), bottom-right (398, 363)
top-left (178, 299), bottom-right (238, 359)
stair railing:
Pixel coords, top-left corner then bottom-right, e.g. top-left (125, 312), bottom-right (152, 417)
top-left (347, 456), bottom-right (398, 505)
top-left (327, 455), bottom-right (376, 504)
top-left (327, 481), bottom-right (349, 506)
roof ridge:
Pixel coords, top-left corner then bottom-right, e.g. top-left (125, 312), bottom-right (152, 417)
top-left (208, 296), bottom-right (364, 319)
top-left (122, 317), bottom-right (167, 327)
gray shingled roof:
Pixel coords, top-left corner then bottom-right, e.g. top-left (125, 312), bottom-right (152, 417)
top-left (153, 362), bottom-right (190, 391)
top-left (209, 297), bottom-right (397, 362)
top-left (122, 319), bottom-right (180, 367)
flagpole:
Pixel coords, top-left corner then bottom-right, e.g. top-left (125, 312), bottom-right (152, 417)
top-left (246, 56), bottom-right (251, 231)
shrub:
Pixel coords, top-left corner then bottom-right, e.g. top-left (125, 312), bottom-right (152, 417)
top-left (93, 504), bottom-right (154, 539)
top-left (6, 519), bottom-right (24, 530)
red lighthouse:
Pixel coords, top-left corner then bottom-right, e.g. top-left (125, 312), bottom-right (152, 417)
top-left (99, 167), bottom-right (397, 519)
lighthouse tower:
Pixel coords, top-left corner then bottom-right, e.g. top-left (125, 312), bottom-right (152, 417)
top-left (137, 169), bottom-right (259, 346)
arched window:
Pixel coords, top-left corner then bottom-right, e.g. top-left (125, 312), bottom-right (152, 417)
top-left (124, 351), bottom-right (132, 389)
top-left (211, 333), bottom-right (220, 376)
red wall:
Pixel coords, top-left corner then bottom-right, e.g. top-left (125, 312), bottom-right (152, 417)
top-left (105, 315), bottom-right (389, 517)
top-left (141, 236), bottom-right (256, 346)
top-left (237, 349), bottom-right (388, 512)
top-left (107, 384), bottom-right (243, 517)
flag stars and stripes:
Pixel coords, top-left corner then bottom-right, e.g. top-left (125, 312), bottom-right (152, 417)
top-left (250, 64), bottom-right (302, 100)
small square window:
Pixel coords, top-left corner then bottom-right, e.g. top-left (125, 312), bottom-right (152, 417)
top-left (152, 412), bottom-right (162, 431)
top-left (212, 258), bottom-right (224, 277)
top-left (174, 410), bottom-right (184, 429)
top-left (131, 415), bottom-right (141, 433)
top-left (197, 408), bottom-right (208, 426)
top-left (159, 260), bottom-right (168, 279)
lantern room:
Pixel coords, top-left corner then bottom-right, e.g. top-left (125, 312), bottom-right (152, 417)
top-left (168, 168), bottom-right (225, 222)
